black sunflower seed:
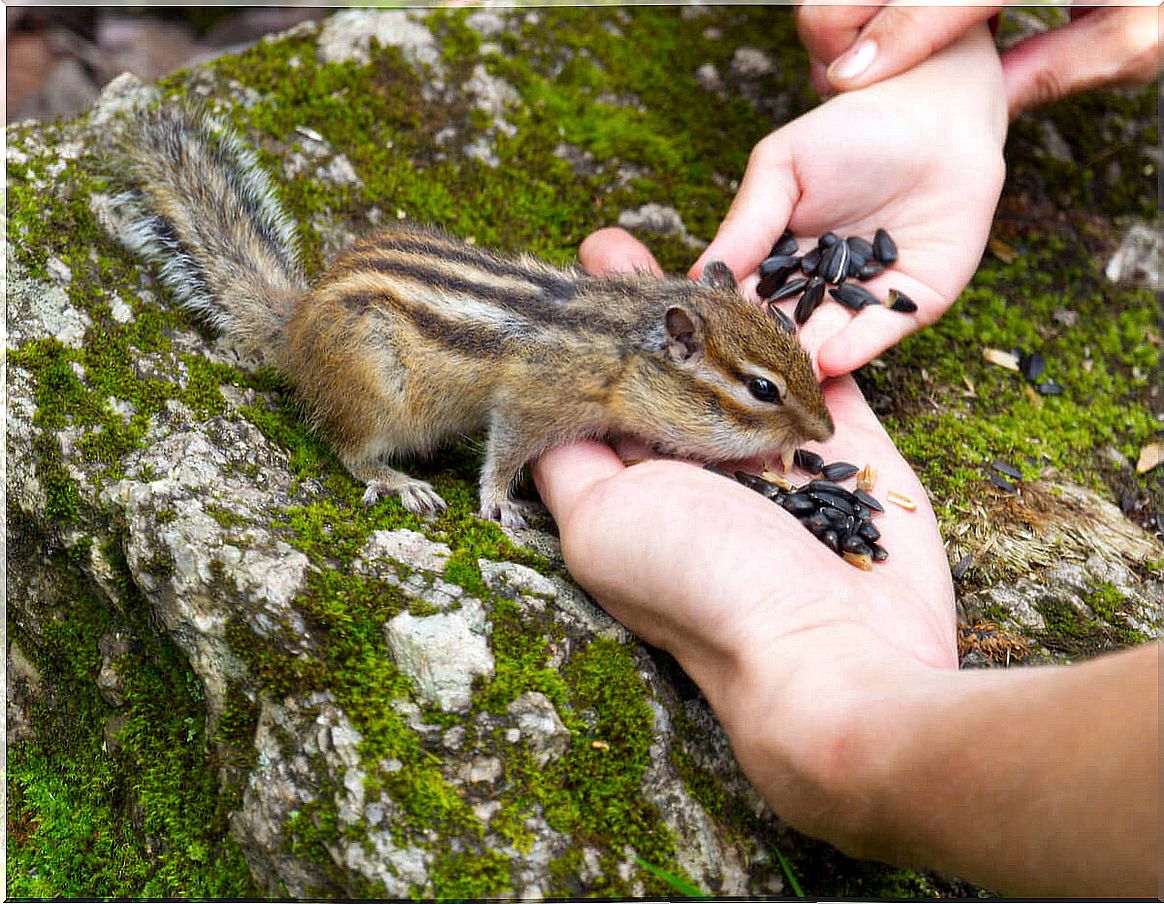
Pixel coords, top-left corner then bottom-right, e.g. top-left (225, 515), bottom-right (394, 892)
top-left (846, 249), bottom-right (867, 279)
top-left (856, 260), bottom-right (885, 281)
top-left (1037, 380), bottom-right (1064, 396)
top-left (846, 236), bottom-right (875, 260)
top-left (870, 543), bottom-right (889, 562)
top-left (804, 512), bottom-right (830, 536)
top-left (841, 534), bottom-right (870, 555)
top-left (872, 227), bottom-right (898, 264)
top-left (887, 288), bottom-right (918, 313)
top-left (951, 554), bottom-right (972, 581)
top-left (853, 489), bottom-right (885, 513)
top-left (819, 231), bottom-right (839, 249)
top-left (759, 253), bottom-right (801, 278)
top-left (703, 463), bottom-right (732, 478)
top-left (857, 520), bottom-right (881, 542)
top-left (988, 473), bottom-right (1017, 492)
top-left (829, 283), bottom-right (879, 312)
top-left (765, 276), bottom-right (809, 302)
top-left (820, 529), bottom-right (841, 553)
top-left (808, 490), bottom-right (856, 515)
top-left (800, 247), bottom-right (821, 276)
top-left (822, 461), bottom-right (859, 481)
top-left (820, 240), bottom-right (850, 284)
top-left (794, 277), bottom-right (826, 324)
top-left (1019, 350), bottom-right (1046, 382)
top-left (771, 229), bottom-right (798, 257)
top-left (991, 459), bottom-right (1022, 480)
top-left (807, 479), bottom-right (856, 498)
top-left (767, 303), bottom-right (797, 333)
top-left (781, 493), bottom-right (817, 516)
top-left (793, 448), bottom-right (824, 474)
top-left (736, 470), bottom-right (774, 495)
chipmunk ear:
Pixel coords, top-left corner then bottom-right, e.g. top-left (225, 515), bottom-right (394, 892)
top-left (664, 305), bottom-right (704, 362)
top-left (699, 260), bottom-right (737, 291)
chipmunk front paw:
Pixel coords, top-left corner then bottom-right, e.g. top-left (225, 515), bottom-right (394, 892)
top-left (480, 500), bottom-right (530, 530)
top-left (363, 480), bottom-right (447, 516)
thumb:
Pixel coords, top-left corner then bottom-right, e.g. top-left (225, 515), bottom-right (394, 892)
top-left (689, 133), bottom-right (800, 287)
top-left (825, 5), bottom-right (1000, 91)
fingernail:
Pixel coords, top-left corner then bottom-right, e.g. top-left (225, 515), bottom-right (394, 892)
top-left (828, 39), bottom-right (876, 83)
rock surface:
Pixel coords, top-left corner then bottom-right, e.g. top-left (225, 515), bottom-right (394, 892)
top-left (7, 6), bottom-right (1160, 899)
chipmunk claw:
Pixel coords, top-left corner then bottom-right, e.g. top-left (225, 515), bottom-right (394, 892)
top-left (363, 480), bottom-right (447, 516)
top-left (480, 500), bottom-right (530, 530)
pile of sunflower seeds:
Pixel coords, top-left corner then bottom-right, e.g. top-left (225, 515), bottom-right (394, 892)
top-left (706, 450), bottom-right (904, 570)
top-left (757, 228), bottom-right (917, 329)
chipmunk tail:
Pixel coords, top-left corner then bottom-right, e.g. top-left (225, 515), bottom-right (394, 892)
top-left (112, 105), bottom-right (306, 368)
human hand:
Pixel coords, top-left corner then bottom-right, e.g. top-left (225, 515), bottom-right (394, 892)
top-left (690, 26), bottom-right (1006, 378)
top-left (534, 227), bottom-right (957, 837)
top-left (798, 3), bottom-right (1161, 120)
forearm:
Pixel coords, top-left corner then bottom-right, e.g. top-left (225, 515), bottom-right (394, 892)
top-left (712, 641), bottom-right (1159, 897)
top-left (860, 642), bottom-right (1159, 897)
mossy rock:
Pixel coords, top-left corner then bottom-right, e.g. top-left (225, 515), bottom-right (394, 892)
top-left (6, 7), bottom-right (1160, 899)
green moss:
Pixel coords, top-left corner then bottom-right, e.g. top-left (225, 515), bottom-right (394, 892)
top-left (424, 849), bottom-right (512, 899)
top-left (1035, 593), bottom-right (1148, 656)
top-left (6, 540), bottom-right (256, 898)
top-left (867, 229), bottom-right (1158, 528)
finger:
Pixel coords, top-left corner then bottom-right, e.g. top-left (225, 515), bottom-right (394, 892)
top-left (1002, 7), bottom-right (1161, 118)
top-left (579, 226), bottom-right (664, 277)
top-left (795, 4), bottom-right (878, 66)
top-left (825, 5), bottom-right (1000, 91)
top-left (688, 134), bottom-right (800, 285)
top-left (815, 274), bottom-right (944, 377)
top-left (531, 440), bottom-right (625, 527)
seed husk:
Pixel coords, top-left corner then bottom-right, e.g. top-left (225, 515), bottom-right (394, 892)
top-left (829, 283), bottom-right (879, 311)
top-left (793, 448), bottom-right (824, 475)
top-left (843, 551), bottom-right (874, 571)
top-left (856, 260), bottom-right (885, 281)
top-left (886, 490), bottom-right (916, 511)
top-left (821, 461), bottom-right (859, 481)
top-left (872, 227), bottom-right (898, 264)
top-left (765, 276), bottom-right (809, 302)
top-left (887, 288), bottom-right (918, 313)
top-left (855, 464), bottom-right (877, 493)
top-left (983, 348), bottom-right (1021, 371)
top-left (771, 229), bottom-right (798, 257)
top-left (766, 303), bottom-right (797, 333)
top-left (794, 277), bottom-right (826, 325)
top-left (854, 489), bottom-right (885, 512)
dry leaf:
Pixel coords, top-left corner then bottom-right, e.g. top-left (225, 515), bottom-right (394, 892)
top-left (1136, 442), bottom-right (1163, 474)
top-left (988, 237), bottom-right (1018, 264)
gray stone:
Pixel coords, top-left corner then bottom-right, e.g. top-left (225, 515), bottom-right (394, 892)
top-left (385, 598), bottom-right (495, 712)
top-left (1105, 222), bottom-right (1162, 289)
top-left (507, 691), bottom-right (571, 766)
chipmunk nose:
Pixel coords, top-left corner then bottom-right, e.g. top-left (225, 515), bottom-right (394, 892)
top-left (805, 407), bottom-right (835, 444)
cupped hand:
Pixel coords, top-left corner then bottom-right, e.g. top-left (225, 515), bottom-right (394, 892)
top-left (534, 227), bottom-right (958, 829)
top-left (690, 25), bottom-right (1006, 379)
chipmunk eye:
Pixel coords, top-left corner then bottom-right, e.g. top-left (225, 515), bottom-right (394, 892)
top-left (747, 377), bottom-right (782, 404)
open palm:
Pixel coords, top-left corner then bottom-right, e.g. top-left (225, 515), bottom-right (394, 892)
top-left (691, 28), bottom-right (1006, 377)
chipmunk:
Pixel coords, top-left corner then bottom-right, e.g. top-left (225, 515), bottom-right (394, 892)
top-left (111, 105), bottom-right (833, 528)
